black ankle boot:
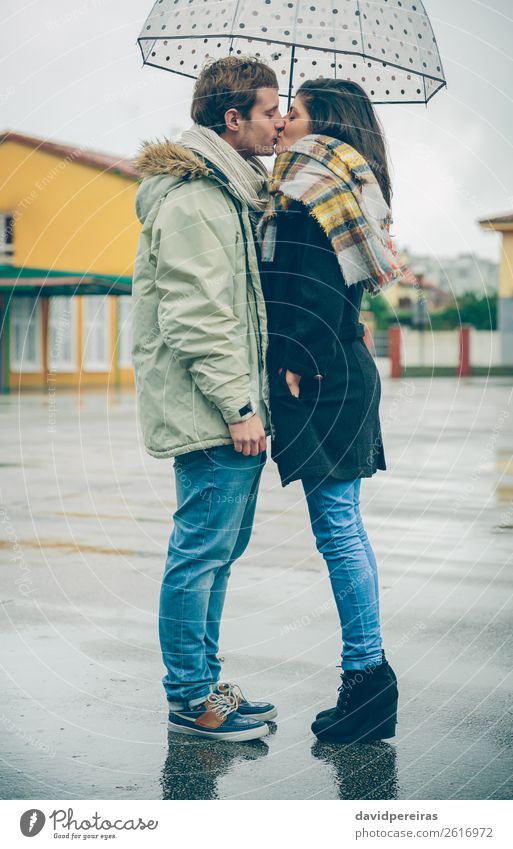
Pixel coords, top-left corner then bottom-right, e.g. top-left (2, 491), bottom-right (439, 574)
top-left (311, 655), bottom-right (398, 743)
top-left (315, 650), bottom-right (396, 720)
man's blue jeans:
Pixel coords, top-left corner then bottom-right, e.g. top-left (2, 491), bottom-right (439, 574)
top-left (302, 476), bottom-right (383, 670)
top-left (160, 444), bottom-right (266, 708)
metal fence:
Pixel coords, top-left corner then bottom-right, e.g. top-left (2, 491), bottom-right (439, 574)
top-left (372, 330), bottom-right (389, 358)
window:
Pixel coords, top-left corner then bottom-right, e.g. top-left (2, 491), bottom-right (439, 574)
top-left (0, 213), bottom-right (14, 263)
top-left (398, 297), bottom-right (413, 309)
top-left (117, 296), bottom-right (132, 368)
top-left (10, 297), bottom-right (42, 372)
top-left (48, 297), bottom-right (77, 372)
top-left (82, 296), bottom-right (110, 371)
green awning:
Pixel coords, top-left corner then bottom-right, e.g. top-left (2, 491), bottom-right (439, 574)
top-left (0, 265), bottom-right (132, 296)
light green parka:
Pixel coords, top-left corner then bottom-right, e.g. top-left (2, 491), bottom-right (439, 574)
top-left (131, 140), bottom-right (270, 458)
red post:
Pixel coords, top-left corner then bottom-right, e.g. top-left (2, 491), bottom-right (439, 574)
top-left (389, 325), bottom-right (402, 378)
top-left (458, 325), bottom-right (471, 377)
top-left (363, 325), bottom-right (373, 353)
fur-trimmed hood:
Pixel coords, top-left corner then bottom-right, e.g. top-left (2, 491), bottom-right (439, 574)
top-left (134, 139), bottom-right (211, 180)
top-left (134, 139), bottom-right (213, 224)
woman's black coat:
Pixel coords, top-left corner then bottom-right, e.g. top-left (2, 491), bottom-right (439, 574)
top-left (260, 200), bottom-right (387, 487)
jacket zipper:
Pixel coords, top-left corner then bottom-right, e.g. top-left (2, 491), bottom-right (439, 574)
top-left (233, 198), bottom-right (274, 439)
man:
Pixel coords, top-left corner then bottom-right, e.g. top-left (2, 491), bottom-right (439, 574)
top-left (132, 57), bottom-right (284, 741)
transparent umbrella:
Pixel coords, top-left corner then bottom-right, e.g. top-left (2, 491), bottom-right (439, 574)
top-left (137, 0), bottom-right (446, 108)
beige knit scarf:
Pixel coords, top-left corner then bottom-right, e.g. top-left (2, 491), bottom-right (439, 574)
top-left (179, 124), bottom-right (270, 211)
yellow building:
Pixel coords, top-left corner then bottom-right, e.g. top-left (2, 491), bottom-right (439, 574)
top-left (479, 212), bottom-right (513, 366)
top-left (0, 131), bottom-right (140, 392)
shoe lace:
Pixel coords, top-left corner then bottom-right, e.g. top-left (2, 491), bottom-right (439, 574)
top-left (335, 671), bottom-right (355, 714)
top-left (217, 682), bottom-right (247, 706)
top-left (206, 691), bottom-right (239, 719)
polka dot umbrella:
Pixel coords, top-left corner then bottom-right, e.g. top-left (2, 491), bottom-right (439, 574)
top-left (137, 0), bottom-right (446, 108)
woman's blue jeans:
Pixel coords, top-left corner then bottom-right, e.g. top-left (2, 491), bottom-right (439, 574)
top-left (159, 445), bottom-right (265, 709)
top-left (302, 476), bottom-right (383, 670)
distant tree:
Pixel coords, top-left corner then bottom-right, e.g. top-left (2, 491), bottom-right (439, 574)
top-left (363, 290), bottom-right (496, 330)
top-left (429, 292), bottom-right (497, 330)
top-left (362, 292), bottom-right (393, 329)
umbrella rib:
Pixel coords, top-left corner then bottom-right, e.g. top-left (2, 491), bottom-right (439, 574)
top-left (410, 4), bottom-right (429, 104)
top-left (287, 45), bottom-right (295, 111)
top-left (420, 0), bottom-right (448, 88)
top-left (229, 0), bottom-right (242, 57)
top-left (355, 0), bottom-right (365, 57)
top-left (424, 78), bottom-right (448, 105)
top-left (287, 0), bottom-right (302, 109)
top-left (138, 36), bottom-right (157, 66)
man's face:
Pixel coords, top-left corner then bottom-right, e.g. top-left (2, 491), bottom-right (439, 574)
top-left (231, 88), bottom-right (285, 157)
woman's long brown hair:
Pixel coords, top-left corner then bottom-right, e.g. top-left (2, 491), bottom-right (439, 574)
top-left (296, 78), bottom-right (392, 208)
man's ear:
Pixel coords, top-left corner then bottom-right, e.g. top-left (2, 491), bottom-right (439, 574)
top-left (224, 107), bottom-right (240, 132)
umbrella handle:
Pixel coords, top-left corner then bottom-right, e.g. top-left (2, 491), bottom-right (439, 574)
top-left (287, 44), bottom-right (296, 111)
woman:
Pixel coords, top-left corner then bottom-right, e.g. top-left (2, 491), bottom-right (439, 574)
top-left (258, 79), bottom-right (400, 744)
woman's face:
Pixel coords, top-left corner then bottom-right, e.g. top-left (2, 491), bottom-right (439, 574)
top-left (275, 95), bottom-right (312, 153)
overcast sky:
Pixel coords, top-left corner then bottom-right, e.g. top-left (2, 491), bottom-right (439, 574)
top-left (1, 0), bottom-right (512, 262)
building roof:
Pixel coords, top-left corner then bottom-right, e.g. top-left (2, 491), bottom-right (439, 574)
top-left (0, 265), bottom-right (132, 296)
top-left (398, 266), bottom-right (437, 289)
top-left (478, 211), bottom-right (513, 231)
top-left (0, 130), bottom-right (140, 180)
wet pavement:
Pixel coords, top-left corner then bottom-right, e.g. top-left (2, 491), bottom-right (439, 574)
top-left (1, 374), bottom-right (512, 800)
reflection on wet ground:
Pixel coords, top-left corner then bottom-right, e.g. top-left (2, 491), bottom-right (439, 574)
top-left (1, 381), bottom-right (512, 799)
top-left (162, 735), bottom-right (270, 800)
top-left (161, 735), bottom-right (398, 801)
top-left (311, 742), bottom-right (398, 800)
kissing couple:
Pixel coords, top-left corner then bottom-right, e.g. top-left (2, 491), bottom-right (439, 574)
top-left (132, 55), bottom-right (400, 744)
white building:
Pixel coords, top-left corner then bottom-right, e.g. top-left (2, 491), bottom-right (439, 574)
top-left (400, 250), bottom-right (499, 297)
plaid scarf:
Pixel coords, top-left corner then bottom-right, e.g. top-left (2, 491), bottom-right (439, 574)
top-left (257, 135), bottom-right (401, 295)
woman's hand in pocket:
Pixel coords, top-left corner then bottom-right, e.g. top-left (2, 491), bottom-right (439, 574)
top-left (278, 368), bottom-right (302, 398)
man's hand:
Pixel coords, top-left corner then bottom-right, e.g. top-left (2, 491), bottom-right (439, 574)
top-left (229, 415), bottom-right (267, 456)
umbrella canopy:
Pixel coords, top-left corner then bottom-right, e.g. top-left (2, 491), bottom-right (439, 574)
top-left (138, 0), bottom-right (446, 106)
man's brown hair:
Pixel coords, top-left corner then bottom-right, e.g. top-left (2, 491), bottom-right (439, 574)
top-left (191, 56), bottom-right (278, 134)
